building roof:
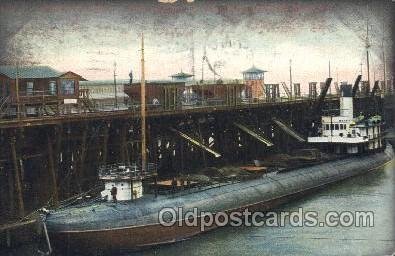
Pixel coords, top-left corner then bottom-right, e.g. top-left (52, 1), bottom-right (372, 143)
top-left (170, 71), bottom-right (193, 79)
top-left (0, 66), bottom-right (86, 80)
top-left (242, 66), bottom-right (267, 74)
top-left (130, 80), bottom-right (185, 86)
top-left (80, 79), bottom-right (130, 86)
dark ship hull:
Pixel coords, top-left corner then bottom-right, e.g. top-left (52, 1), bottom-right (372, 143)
top-left (45, 145), bottom-right (394, 252)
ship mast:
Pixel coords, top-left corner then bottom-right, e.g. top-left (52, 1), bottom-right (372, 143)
top-left (365, 7), bottom-right (371, 89)
top-left (113, 61), bottom-right (118, 109)
top-left (191, 32), bottom-right (195, 82)
top-left (328, 60), bottom-right (331, 78)
top-left (141, 33), bottom-right (147, 174)
top-left (328, 60), bottom-right (331, 94)
top-left (289, 59), bottom-right (293, 99)
top-left (382, 21), bottom-right (386, 92)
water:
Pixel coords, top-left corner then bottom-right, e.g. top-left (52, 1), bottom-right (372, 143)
top-left (127, 160), bottom-right (394, 256)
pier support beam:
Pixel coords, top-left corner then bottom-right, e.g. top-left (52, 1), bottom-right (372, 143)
top-left (79, 124), bottom-right (88, 180)
top-left (234, 122), bottom-right (274, 146)
top-left (102, 123), bottom-right (109, 166)
top-left (10, 137), bottom-right (24, 218)
top-left (197, 121), bottom-right (208, 167)
top-left (170, 127), bottom-right (221, 158)
top-left (47, 134), bottom-right (59, 207)
top-left (272, 118), bottom-right (306, 143)
top-left (120, 123), bottom-right (128, 163)
top-left (7, 167), bottom-right (15, 217)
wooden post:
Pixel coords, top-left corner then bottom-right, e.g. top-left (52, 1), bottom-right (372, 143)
top-left (18, 158), bottom-right (24, 184)
top-left (6, 230), bottom-right (11, 248)
top-left (78, 124), bottom-right (88, 191)
top-left (102, 123), bottom-right (109, 166)
top-left (154, 175), bottom-right (158, 198)
top-left (7, 167), bottom-right (15, 217)
top-left (180, 139), bottom-right (184, 174)
top-left (120, 123), bottom-right (128, 163)
top-left (10, 137), bottom-right (24, 217)
top-left (15, 66), bottom-right (20, 119)
top-left (125, 133), bottom-right (131, 166)
top-left (54, 125), bottom-right (63, 181)
top-left (141, 34), bottom-right (147, 173)
top-left (197, 121), bottom-right (208, 168)
top-left (173, 85), bottom-right (176, 110)
top-left (164, 88), bottom-right (167, 110)
top-left (47, 134), bottom-right (59, 207)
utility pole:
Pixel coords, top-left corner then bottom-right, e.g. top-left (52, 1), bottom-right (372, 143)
top-left (382, 21), bottom-right (386, 93)
top-left (328, 60), bottom-right (331, 94)
top-left (191, 33), bottom-right (195, 82)
top-left (201, 47), bottom-right (205, 83)
top-left (140, 33), bottom-right (147, 173)
top-left (360, 62), bottom-right (363, 76)
top-left (289, 59), bottom-right (293, 99)
top-left (365, 8), bottom-right (371, 88)
top-left (15, 65), bottom-right (20, 119)
top-left (113, 61), bottom-right (118, 109)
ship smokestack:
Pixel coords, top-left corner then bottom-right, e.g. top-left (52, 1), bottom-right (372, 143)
top-left (340, 82), bottom-right (353, 118)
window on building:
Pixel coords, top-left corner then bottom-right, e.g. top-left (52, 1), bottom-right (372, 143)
top-left (5, 81), bottom-right (10, 96)
top-left (326, 124), bottom-right (329, 130)
top-left (335, 124), bottom-right (339, 130)
top-left (330, 124), bottom-right (334, 130)
top-left (26, 82), bottom-right (34, 96)
top-left (60, 80), bottom-right (75, 95)
top-left (48, 81), bottom-right (57, 95)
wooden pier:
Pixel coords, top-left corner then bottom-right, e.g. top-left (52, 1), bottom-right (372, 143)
top-left (0, 90), bottom-right (393, 248)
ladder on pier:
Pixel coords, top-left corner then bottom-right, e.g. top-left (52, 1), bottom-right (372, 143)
top-left (272, 118), bottom-right (306, 142)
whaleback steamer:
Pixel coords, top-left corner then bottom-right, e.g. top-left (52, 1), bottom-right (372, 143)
top-left (43, 71), bottom-right (394, 252)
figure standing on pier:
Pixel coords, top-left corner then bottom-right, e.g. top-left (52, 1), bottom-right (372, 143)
top-left (129, 69), bottom-right (133, 85)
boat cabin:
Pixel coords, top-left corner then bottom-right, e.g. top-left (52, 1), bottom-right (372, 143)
top-left (99, 163), bottom-right (157, 201)
top-left (308, 83), bottom-right (382, 154)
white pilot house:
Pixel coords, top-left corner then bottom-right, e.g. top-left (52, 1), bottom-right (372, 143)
top-left (99, 165), bottom-right (144, 201)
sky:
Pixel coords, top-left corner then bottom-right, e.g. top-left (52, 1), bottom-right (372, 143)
top-left (0, 0), bottom-right (393, 93)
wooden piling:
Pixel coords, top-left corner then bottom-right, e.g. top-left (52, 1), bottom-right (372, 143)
top-left (7, 167), bottom-right (15, 217)
top-left (54, 125), bottom-right (63, 173)
top-left (6, 230), bottom-right (11, 248)
top-left (102, 123), bottom-right (109, 166)
top-left (10, 137), bottom-right (24, 218)
top-left (79, 124), bottom-right (88, 190)
top-left (120, 123), bottom-right (128, 163)
top-left (197, 121), bottom-right (208, 168)
top-left (47, 133), bottom-right (59, 207)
